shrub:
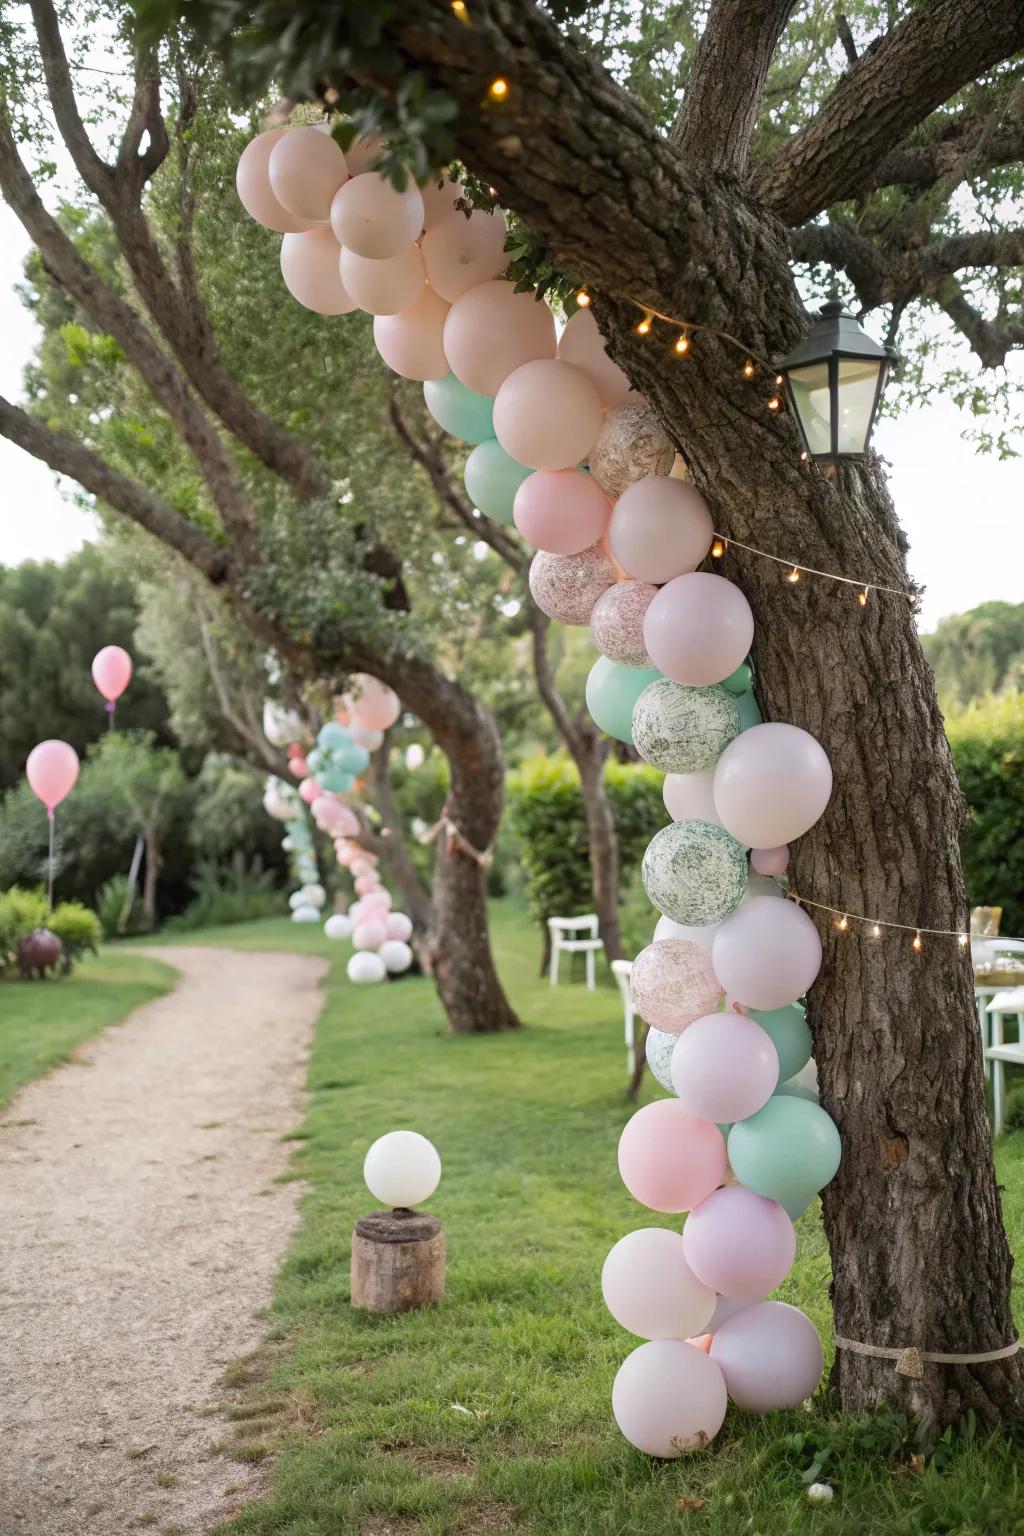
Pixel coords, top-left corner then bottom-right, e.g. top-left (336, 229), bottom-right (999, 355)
top-left (166, 853), bottom-right (288, 932)
top-left (0, 886), bottom-right (100, 977)
top-left (47, 900), bottom-right (102, 972)
top-left (95, 875), bottom-right (151, 939)
top-left (945, 692), bottom-right (1024, 935)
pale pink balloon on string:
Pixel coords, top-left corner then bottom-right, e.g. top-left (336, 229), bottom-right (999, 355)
top-left (629, 940), bottom-right (722, 1033)
top-left (443, 280), bottom-right (556, 397)
top-left (712, 896), bottom-right (823, 1010)
top-left (26, 740), bottom-right (79, 813)
top-left (618, 1100), bottom-right (727, 1213)
top-left (710, 1301), bottom-right (824, 1411)
top-left (607, 476), bottom-right (714, 583)
top-left (683, 1188), bottom-right (796, 1301)
top-left (752, 845), bottom-right (789, 876)
top-left (92, 645), bottom-right (132, 703)
top-left (421, 207), bottom-right (508, 301)
top-left (373, 287), bottom-right (450, 381)
top-left (528, 543), bottom-right (616, 626)
top-left (268, 125), bottom-right (348, 222)
top-left (298, 777), bottom-right (321, 805)
top-left (386, 912), bottom-right (413, 942)
top-left (280, 229), bottom-right (356, 315)
top-left (345, 675), bottom-right (401, 731)
top-left (340, 244), bottom-right (426, 316)
top-left (353, 920), bottom-right (388, 951)
top-left (670, 1011), bottom-right (780, 1123)
top-left (330, 172), bottom-right (424, 259)
top-left (236, 129), bottom-right (315, 233)
top-left (493, 359), bottom-right (603, 471)
top-left (419, 177), bottom-right (464, 230)
top-left (713, 723), bottom-right (833, 849)
top-left (644, 572), bottom-right (755, 687)
top-left (512, 469), bottom-right (610, 555)
top-left (556, 307), bottom-right (633, 408)
top-left (613, 1340), bottom-right (727, 1456)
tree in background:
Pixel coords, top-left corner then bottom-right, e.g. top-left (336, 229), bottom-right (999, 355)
top-left (946, 692), bottom-right (1024, 936)
top-left (924, 601), bottom-right (1024, 711)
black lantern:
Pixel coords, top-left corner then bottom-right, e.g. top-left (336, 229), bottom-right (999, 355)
top-left (774, 301), bottom-right (893, 459)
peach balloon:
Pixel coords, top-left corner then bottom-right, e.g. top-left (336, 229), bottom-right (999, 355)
top-left (373, 287), bottom-right (450, 380)
top-left (330, 172), bottom-right (424, 259)
top-left (602, 1228), bottom-right (715, 1339)
top-left (421, 207), bottom-right (508, 301)
top-left (353, 920), bottom-right (388, 951)
top-left (420, 177), bottom-right (464, 230)
top-left (268, 125), bottom-right (348, 223)
top-left (344, 133), bottom-right (385, 175)
top-left (644, 572), bottom-right (755, 687)
top-left (612, 1340), bottom-right (727, 1457)
top-left (512, 469), bottom-right (610, 555)
top-left (493, 360), bottom-right (603, 471)
top-left (236, 129), bottom-right (314, 233)
top-left (557, 308), bottom-right (633, 408)
top-left (607, 476), bottom-right (714, 583)
top-left (443, 280), bottom-right (556, 397)
top-left (345, 674), bottom-right (401, 731)
top-left (340, 244), bottom-right (425, 316)
top-left (280, 229), bottom-right (356, 315)
top-left (617, 1100), bottom-right (727, 1213)
top-left (298, 777), bottom-right (321, 804)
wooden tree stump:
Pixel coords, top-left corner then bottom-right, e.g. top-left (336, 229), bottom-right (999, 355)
top-left (351, 1208), bottom-right (445, 1313)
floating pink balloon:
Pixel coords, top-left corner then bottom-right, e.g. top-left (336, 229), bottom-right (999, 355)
top-left (602, 1228), bottom-right (715, 1340)
top-left (513, 469), bottom-right (610, 555)
top-left (373, 287), bottom-right (450, 381)
top-left (280, 228), bottom-right (356, 315)
top-left (493, 360), bottom-right (603, 472)
top-left (353, 919), bottom-right (388, 951)
top-left (710, 1301), bottom-right (823, 1411)
top-left (612, 1340), bottom-right (727, 1456)
top-left (617, 1100), bottom-right (727, 1213)
top-left (589, 580), bottom-right (656, 668)
top-left (92, 645), bottom-right (132, 704)
top-left (629, 940), bottom-right (722, 1033)
top-left (607, 476), bottom-right (713, 583)
top-left (671, 1011), bottom-right (779, 1122)
top-left (556, 308), bottom-right (633, 408)
top-left (386, 912), bottom-right (413, 942)
top-left (345, 675), bottom-right (401, 731)
top-left (752, 845), bottom-right (789, 877)
top-left (26, 740), bottom-right (79, 813)
top-left (712, 897), bottom-right (822, 1010)
top-left (330, 172), bottom-right (424, 259)
top-left (713, 723), bottom-right (833, 849)
top-left (236, 129), bottom-right (315, 233)
top-left (528, 544), bottom-right (616, 626)
top-left (269, 125), bottom-right (348, 223)
top-left (644, 572), bottom-right (754, 687)
top-left (443, 280), bottom-right (557, 397)
top-left (683, 1188), bottom-right (796, 1301)
top-left (421, 207), bottom-right (508, 301)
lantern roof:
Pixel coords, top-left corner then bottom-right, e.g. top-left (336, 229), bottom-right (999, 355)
top-left (775, 300), bottom-right (891, 372)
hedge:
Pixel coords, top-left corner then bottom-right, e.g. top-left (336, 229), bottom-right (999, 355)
top-left (946, 692), bottom-right (1024, 935)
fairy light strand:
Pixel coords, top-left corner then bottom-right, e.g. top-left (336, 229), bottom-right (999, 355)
top-left (711, 533), bottom-right (916, 605)
top-left (789, 891), bottom-right (970, 948)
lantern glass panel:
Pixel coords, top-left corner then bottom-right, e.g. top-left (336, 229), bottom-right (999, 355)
top-left (787, 362), bottom-right (832, 455)
top-left (836, 357), bottom-right (884, 453)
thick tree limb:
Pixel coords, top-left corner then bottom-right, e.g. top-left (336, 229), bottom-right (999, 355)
top-left (931, 279), bottom-right (1024, 367)
top-left (918, 229), bottom-right (1024, 280)
top-left (195, 605), bottom-right (288, 773)
top-left (867, 116), bottom-right (1024, 195)
top-left (671, 0), bottom-right (796, 173)
top-left (752, 0), bottom-right (1024, 223)
top-left (788, 221), bottom-right (890, 307)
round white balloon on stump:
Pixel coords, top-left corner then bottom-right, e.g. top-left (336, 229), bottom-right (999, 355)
top-left (353, 1131), bottom-right (445, 1314)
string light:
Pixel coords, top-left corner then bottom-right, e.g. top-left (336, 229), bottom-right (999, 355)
top-left (786, 566), bottom-right (800, 583)
top-left (959, 933), bottom-right (970, 948)
top-left (450, 0), bottom-right (469, 16)
top-left (871, 924), bottom-right (881, 939)
top-left (487, 76), bottom-right (510, 101)
top-left (790, 891), bottom-right (970, 949)
top-left (742, 360), bottom-right (755, 378)
top-left (675, 332), bottom-right (691, 355)
top-left (710, 539), bottom-right (725, 559)
top-left (575, 289), bottom-right (591, 308)
top-left (859, 587), bottom-right (869, 606)
top-left (767, 394), bottom-right (782, 411)
top-left (636, 312), bottom-right (653, 335)
top-left (836, 915), bottom-right (849, 932)
top-left (913, 932), bottom-right (923, 952)
top-left (709, 531), bottom-right (917, 606)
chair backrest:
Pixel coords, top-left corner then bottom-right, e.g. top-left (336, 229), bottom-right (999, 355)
top-left (987, 987), bottom-right (1024, 1012)
top-left (610, 958), bottom-right (633, 1006)
top-left (971, 905), bottom-right (1003, 937)
top-left (993, 938), bottom-right (1024, 955)
top-left (548, 914), bottom-right (599, 936)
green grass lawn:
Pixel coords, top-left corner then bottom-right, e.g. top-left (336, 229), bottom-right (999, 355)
top-left (188, 902), bottom-right (1024, 1536)
top-left (0, 948), bottom-right (176, 1112)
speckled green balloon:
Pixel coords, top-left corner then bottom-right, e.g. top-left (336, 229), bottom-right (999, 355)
top-left (632, 679), bottom-right (741, 773)
top-left (642, 818), bottom-right (748, 926)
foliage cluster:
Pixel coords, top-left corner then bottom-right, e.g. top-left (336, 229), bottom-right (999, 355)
top-left (165, 852), bottom-right (287, 931)
top-left (924, 601), bottom-right (1024, 712)
top-left (0, 886), bottom-right (101, 977)
top-left (946, 691), bottom-right (1024, 935)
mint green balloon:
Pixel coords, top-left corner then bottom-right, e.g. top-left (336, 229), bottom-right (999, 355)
top-left (586, 657), bottom-right (661, 743)
top-left (736, 689), bottom-right (763, 730)
top-left (774, 1079), bottom-right (818, 1103)
top-left (722, 661), bottom-right (752, 697)
top-left (748, 1004), bottom-right (812, 1082)
top-left (728, 1097), bottom-right (840, 1200)
top-left (464, 439), bottom-right (532, 525)
top-left (780, 1192), bottom-right (815, 1221)
top-left (423, 374), bottom-right (494, 444)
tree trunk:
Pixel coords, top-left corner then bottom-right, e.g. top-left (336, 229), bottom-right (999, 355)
top-left (367, 734), bottom-right (433, 934)
top-left (141, 825), bottom-right (160, 928)
top-left (575, 735), bottom-right (623, 963)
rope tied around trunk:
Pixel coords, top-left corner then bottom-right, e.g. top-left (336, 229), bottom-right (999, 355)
top-left (834, 1336), bottom-right (1020, 1379)
top-left (418, 812), bottom-right (493, 869)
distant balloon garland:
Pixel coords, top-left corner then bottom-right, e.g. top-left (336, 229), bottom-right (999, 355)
top-left (237, 123), bottom-right (838, 1451)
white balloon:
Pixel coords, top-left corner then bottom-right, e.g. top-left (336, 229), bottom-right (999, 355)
top-left (378, 938), bottom-right (414, 974)
top-left (347, 951), bottom-right (387, 985)
top-left (324, 913), bottom-right (354, 941)
top-left (363, 1129), bottom-right (441, 1207)
top-left (653, 914), bottom-right (720, 953)
top-left (612, 1340), bottom-right (728, 1457)
top-left (602, 1228), bottom-right (715, 1339)
top-left (292, 904), bottom-right (321, 923)
top-left (302, 883), bottom-right (326, 908)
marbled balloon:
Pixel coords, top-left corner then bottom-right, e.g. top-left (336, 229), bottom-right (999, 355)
top-left (632, 679), bottom-right (740, 773)
top-left (529, 542), bottom-right (616, 625)
top-left (630, 939), bottom-right (723, 1033)
top-left (642, 819), bottom-right (749, 926)
top-left (589, 402), bottom-right (675, 501)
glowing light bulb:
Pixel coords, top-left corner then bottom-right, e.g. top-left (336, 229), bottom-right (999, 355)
top-left (800, 450), bottom-right (809, 462)
top-left (786, 567), bottom-right (800, 583)
top-left (743, 360), bottom-right (755, 378)
top-left (711, 540), bottom-right (724, 559)
top-left (836, 915), bottom-right (849, 932)
top-left (767, 395), bottom-right (782, 411)
top-left (775, 374), bottom-right (784, 386)
top-left (575, 289), bottom-right (591, 308)
top-left (871, 924), bottom-right (881, 938)
top-left (636, 314), bottom-right (652, 335)
top-left (859, 588), bottom-right (869, 606)
top-left (488, 77), bottom-right (510, 101)
top-left (675, 332), bottom-right (690, 355)
top-left (959, 933), bottom-right (969, 948)
top-left (913, 932), bottom-right (923, 952)
top-left (451, 0), bottom-right (468, 14)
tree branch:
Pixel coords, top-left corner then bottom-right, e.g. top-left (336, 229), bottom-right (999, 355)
top-left (195, 603), bottom-right (288, 773)
top-left (835, 12), bottom-right (858, 67)
top-left (866, 117), bottom-right (1024, 195)
top-left (930, 278), bottom-right (1024, 368)
top-left (788, 221), bottom-right (890, 307)
top-left (117, 45), bottom-right (171, 190)
top-left (918, 229), bottom-right (1024, 281)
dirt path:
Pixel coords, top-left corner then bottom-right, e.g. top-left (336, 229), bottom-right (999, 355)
top-left (0, 944), bottom-right (327, 1536)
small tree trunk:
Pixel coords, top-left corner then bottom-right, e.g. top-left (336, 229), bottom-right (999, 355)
top-left (367, 734), bottom-right (433, 933)
top-left (351, 1209), bottom-right (445, 1312)
top-left (141, 825), bottom-right (160, 928)
top-left (576, 737), bottom-right (623, 963)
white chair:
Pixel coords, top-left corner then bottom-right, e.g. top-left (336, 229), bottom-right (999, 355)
top-left (611, 959), bottom-right (636, 1074)
top-left (548, 913), bottom-right (603, 991)
top-left (984, 986), bottom-right (1024, 1134)
top-left (975, 939), bottom-right (1024, 1073)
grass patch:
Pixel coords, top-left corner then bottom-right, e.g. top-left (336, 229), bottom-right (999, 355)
top-left (188, 903), bottom-right (1022, 1535)
top-left (0, 948), bottom-right (175, 1113)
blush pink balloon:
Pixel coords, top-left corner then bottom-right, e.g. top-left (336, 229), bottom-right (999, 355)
top-left (355, 873), bottom-right (382, 896)
top-left (298, 777), bottom-right (321, 805)
top-left (330, 172), bottom-right (424, 259)
top-left (671, 1011), bottom-right (779, 1123)
top-left (353, 920), bottom-right (388, 951)
top-left (373, 287), bottom-right (450, 381)
top-left (708, 1293), bottom-right (761, 1333)
top-left (421, 208), bottom-right (508, 301)
top-left (556, 307), bottom-right (632, 408)
top-left (528, 544), bottom-right (616, 626)
top-left (607, 476), bottom-right (714, 583)
top-left (443, 280), bottom-right (556, 397)
top-left (683, 1188), bottom-right (796, 1301)
top-left (345, 675), bottom-right (401, 731)
top-left (712, 897), bottom-right (823, 1010)
top-left (713, 723), bottom-right (833, 849)
top-left (602, 1228), bottom-right (715, 1339)
top-left (512, 469), bottom-right (610, 555)
top-left (268, 125), bottom-right (348, 223)
top-left (26, 740), bottom-right (79, 812)
top-left (92, 645), bottom-right (132, 702)
top-left (386, 912), bottom-right (413, 942)
top-left (662, 769), bottom-right (720, 826)
top-left (617, 1100), bottom-right (727, 1213)
top-left (629, 940), bottom-right (723, 1033)
top-left (280, 228), bottom-right (356, 315)
top-left (590, 580), bottom-right (656, 667)
top-left (350, 858), bottom-right (374, 879)
top-left (340, 244), bottom-right (425, 316)
top-left (343, 133), bottom-right (385, 176)
top-left (347, 723), bottom-right (385, 752)
top-left (333, 805), bottom-right (361, 838)
top-left (644, 572), bottom-right (755, 687)
top-left (710, 1301), bottom-right (823, 1411)
top-left (289, 754), bottom-right (309, 779)
top-left (752, 845), bottom-right (789, 877)
top-left (612, 1340), bottom-right (727, 1457)
top-left (236, 129), bottom-right (315, 233)
top-left (493, 359), bottom-right (603, 472)
top-left (420, 176), bottom-right (464, 230)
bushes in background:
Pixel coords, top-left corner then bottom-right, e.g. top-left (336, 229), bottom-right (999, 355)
top-left (946, 692), bottom-right (1024, 935)
top-left (0, 887), bottom-right (101, 977)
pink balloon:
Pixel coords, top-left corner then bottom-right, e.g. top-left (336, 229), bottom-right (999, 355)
top-left (708, 1293), bottom-right (761, 1333)
top-left (354, 873), bottom-right (382, 896)
top-left (26, 739), bottom-right (79, 813)
top-left (528, 544), bottom-right (616, 626)
top-left (683, 1188), bottom-right (796, 1301)
top-left (386, 912), bottom-right (413, 942)
top-left (590, 580), bottom-right (656, 668)
top-left (268, 125), bottom-right (348, 223)
top-left (419, 176), bottom-right (464, 230)
top-left (333, 805), bottom-right (360, 838)
top-left (340, 244), bottom-right (425, 316)
top-left (350, 857), bottom-right (374, 879)
top-left (493, 360), bottom-right (603, 472)
top-left (421, 208), bottom-right (508, 301)
top-left (373, 287), bottom-right (450, 381)
top-left (629, 940), bottom-right (723, 1033)
top-left (311, 794), bottom-right (344, 828)
top-left (617, 1100), bottom-right (727, 1213)
top-left (343, 134), bottom-right (385, 176)
top-left (556, 308), bottom-right (632, 408)
top-left (710, 1301), bottom-right (823, 1411)
top-left (602, 1228), bottom-right (715, 1340)
top-left (298, 777), bottom-right (321, 805)
top-left (236, 129), bottom-right (315, 233)
top-left (345, 675), bottom-right (401, 731)
top-left (289, 754), bottom-right (309, 779)
top-left (607, 476), bottom-right (714, 583)
top-left (671, 1011), bottom-right (779, 1123)
top-left (662, 769), bottom-right (721, 826)
top-left (713, 723), bottom-right (833, 849)
top-left (752, 845), bottom-right (789, 877)
top-left (353, 920), bottom-right (388, 951)
top-left (644, 573), bottom-right (754, 687)
top-left (512, 469), bottom-right (610, 556)
top-left (712, 897), bottom-right (823, 1010)
top-left (443, 280), bottom-right (556, 397)
top-left (330, 172), bottom-right (424, 259)
top-left (612, 1340), bottom-right (727, 1457)
top-left (92, 645), bottom-right (132, 702)
top-left (280, 228), bottom-right (356, 315)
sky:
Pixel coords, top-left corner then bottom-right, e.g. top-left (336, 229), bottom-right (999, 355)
top-left (0, 205), bottom-right (1022, 630)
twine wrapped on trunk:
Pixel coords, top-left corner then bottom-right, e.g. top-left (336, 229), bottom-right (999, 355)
top-left (419, 812), bottom-right (493, 869)
top-left (834, 1336), bottom-right (1020, 1379)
